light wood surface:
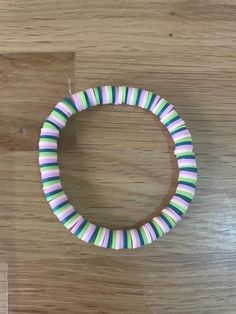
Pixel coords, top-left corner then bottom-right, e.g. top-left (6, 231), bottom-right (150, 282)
top-left (0, 1), bottom-right (236, 313)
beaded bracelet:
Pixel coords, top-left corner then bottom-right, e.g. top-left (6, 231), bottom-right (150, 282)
top-left (39, 85), bottom-right (197, 250)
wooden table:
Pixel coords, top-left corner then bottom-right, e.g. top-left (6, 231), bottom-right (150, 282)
top-left (0, 1), bottom-right (236, 313)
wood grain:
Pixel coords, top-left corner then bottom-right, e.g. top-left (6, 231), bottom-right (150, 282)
top-left (0, 1), bottom-right (236, 313)
top-left (0, 264), bottom-right (7, 314)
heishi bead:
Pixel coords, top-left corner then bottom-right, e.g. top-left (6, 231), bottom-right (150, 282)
top-left (71, 92), bottom-right (84, 111)
top-left (85, 88), bottom-right (98, 106)
top-left (138, 90), bottom-right (149, 108)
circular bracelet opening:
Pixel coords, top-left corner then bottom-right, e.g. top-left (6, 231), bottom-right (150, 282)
top-left (39, 85), bottom-right (197, 250)
top-left (59, 104), bottom-right (178, 229)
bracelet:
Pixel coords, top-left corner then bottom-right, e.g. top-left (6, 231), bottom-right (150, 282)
top-left (39, 85), bottom-right (197, 249)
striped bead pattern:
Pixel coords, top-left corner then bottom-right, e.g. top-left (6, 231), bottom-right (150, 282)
top-left (39, 86), bottom-right (197, 250)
